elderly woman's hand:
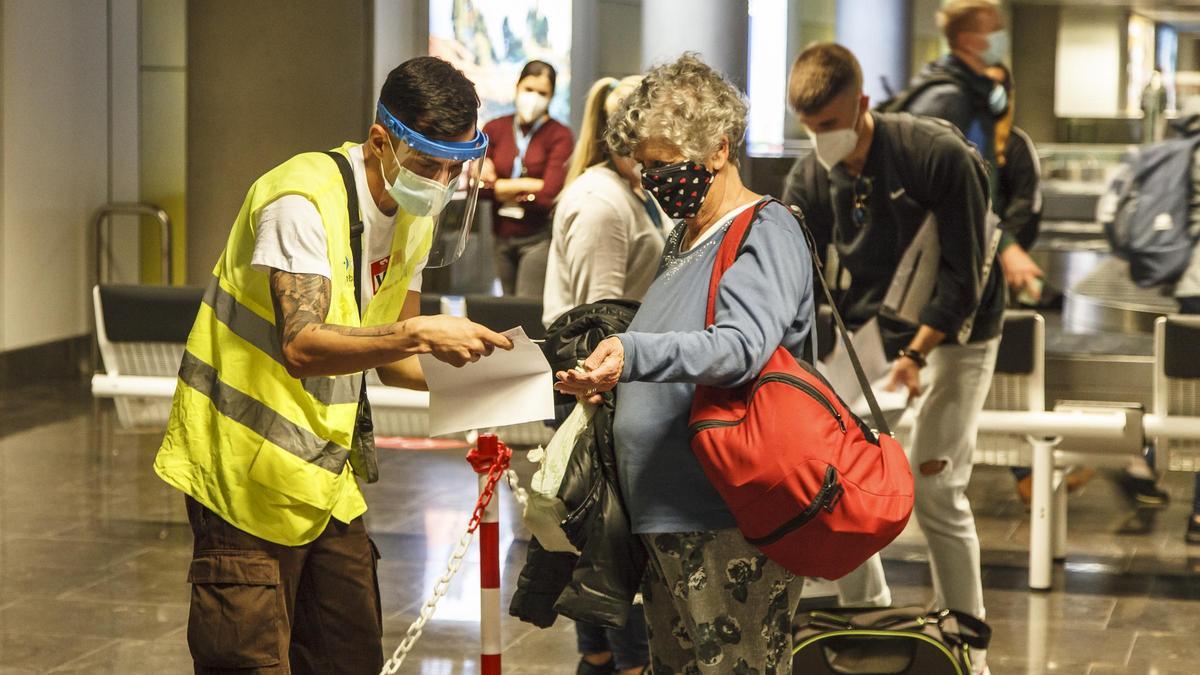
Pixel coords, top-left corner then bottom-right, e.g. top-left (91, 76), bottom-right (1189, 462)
top-left (554, 336), bottom-right (624, 405)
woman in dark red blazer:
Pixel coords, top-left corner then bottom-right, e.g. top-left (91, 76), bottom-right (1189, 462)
top-left (480, 60), bottom-right (575, 297)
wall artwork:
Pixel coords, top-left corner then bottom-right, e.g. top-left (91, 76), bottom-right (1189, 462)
top-left (430, 0), bottom-right (573, 126)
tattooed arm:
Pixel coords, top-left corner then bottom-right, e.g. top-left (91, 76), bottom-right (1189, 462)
top-left (376, 291), bottom-right (428, 390)
top-left (268, 270), bottom-right (512, 377)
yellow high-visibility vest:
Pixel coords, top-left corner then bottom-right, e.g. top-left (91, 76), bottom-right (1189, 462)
top-left (155, 142), bottom-right (432, 546)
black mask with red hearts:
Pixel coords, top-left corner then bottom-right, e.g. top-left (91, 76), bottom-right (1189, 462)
top-left (641, 161), bottom-right (715, 219)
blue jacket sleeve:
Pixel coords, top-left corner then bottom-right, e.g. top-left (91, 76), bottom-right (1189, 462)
top-left (616, 202), bottom-right (814, 388)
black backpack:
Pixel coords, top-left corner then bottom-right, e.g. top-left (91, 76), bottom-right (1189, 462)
top-left (876, 74), bottom-right (959, 113)
top-left (792, 606), bottom-right (991, 675)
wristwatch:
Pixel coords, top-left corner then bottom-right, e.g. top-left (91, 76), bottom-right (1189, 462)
top-left (897, 347), bottom-right (927, 369)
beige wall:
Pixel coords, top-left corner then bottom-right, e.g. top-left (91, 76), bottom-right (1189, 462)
top-left (186, 0), bottom-right (374, 284)
top-left (1, 0), bottom-right (111, 351)
top-left (372, 0), bottom-right (426, 112)
top-left (910, 0), bottom-right (941, 79)
top-left (641, 0), bottom-right (749, 89)
top-left (1055, 6), bottom-right (1126, 119)
top-left (597, 0), bottom-right (642, 78)
top-left (140, 0), bottom-right (187, 285)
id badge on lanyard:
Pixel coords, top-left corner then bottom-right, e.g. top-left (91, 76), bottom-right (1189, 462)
top-left (500, 117), bottom-right (546, 220)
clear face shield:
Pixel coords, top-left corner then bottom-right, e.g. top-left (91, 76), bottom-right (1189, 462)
top-left (376, 101), bottom-right (489, 268)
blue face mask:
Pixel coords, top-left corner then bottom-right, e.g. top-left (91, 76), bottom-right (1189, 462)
top-left (980, 30), bottom-right (1008, 67)
top-left (988, 84), bottom-right (1009, 117)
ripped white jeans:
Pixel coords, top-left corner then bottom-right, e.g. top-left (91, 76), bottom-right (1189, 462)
top-left (837, 337), bottom-right (1000, 621)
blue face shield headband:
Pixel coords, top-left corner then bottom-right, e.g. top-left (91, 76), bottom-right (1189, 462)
top-left (375, 101), bottom-right (488, 161)
top-left (373, 101), bottom-right (488, 269)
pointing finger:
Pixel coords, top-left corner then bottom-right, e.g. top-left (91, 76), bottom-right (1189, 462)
top-left (480, 328), bottom-right (514, 350)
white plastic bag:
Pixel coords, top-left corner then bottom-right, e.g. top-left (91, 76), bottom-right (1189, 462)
top-left (521, 401), bottom-right (596, 553)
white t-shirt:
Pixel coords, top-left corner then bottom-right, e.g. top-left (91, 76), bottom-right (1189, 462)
top-left (250, 144), bottom-right (426, 311)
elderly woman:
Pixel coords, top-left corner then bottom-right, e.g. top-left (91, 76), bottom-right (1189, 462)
top-left (555, 53), bottom-right (815, 674)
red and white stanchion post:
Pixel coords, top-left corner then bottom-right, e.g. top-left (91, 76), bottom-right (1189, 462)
top-left (469, 433), bottom-right (505, 675)
top-left (380, 434), bottom-right (511, 675)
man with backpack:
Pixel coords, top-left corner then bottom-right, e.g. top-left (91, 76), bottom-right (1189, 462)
top-left (902, 0), bottom-right (1004, 168)
top-left (784, 42), bottom-right (1004, 675)
top-left (1100, 113), bottom-right (1200, 292)
top-left (1170, 113), bottom-right (1200, 312)
top-left (891, 0), bottom-right (1045, 305)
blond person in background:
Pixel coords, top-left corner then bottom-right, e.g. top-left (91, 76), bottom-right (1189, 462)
top-left (907, 0), bottom-right (1045, 300)
top-left (542, 76), bottom-right (667, 329)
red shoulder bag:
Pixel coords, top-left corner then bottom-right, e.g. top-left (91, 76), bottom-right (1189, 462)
top-left (688, 199), bottom-right (914, 579)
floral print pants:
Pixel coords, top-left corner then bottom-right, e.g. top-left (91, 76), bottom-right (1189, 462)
top-left (640, 528), bottom-right (805, 675)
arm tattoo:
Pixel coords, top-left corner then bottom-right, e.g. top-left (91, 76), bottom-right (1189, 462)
top-left (269, 271), bottom-right (331, 349)
top-left (268, 270), bottom-right (399, 349)
top-left (317, 324), bottom-right (397, 337)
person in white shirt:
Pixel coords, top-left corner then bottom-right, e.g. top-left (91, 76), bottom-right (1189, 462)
top-left (543, 76), bottom-right (667, 330)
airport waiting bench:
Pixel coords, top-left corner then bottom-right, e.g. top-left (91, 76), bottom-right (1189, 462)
top-left (887, 310), bottom-right (1200, 588)
top-left (1154, 315), bottom-right (1200, 472)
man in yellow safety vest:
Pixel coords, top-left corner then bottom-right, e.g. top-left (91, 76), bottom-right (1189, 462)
top-left (155, 56), bottom-right (511, 673)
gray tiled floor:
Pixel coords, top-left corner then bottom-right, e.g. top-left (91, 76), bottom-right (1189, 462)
top-left (5, 398), bottom-right (1200, 673)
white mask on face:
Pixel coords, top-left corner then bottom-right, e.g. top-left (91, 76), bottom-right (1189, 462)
top-left (808, 102), bottom-right (861, 170)
top-left (383, 136), bottom-right (456, 217)
top-left (515, 90), bottom-right (550, 124)
top-left (980, 29), bottom-right (1008, 67)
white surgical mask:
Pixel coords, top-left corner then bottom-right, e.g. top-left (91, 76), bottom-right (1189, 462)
top-left (980, 30), bottom-right (1008, 67)
top-left (515, 90), bottom-right (550, 124)
top-left (808, 103), bottom-right (861, 170)
top-left (383, 137), bottom-right (456, 217)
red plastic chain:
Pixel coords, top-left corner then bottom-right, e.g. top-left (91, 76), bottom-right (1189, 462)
top-left (465, 440), bottom-right (512, 534)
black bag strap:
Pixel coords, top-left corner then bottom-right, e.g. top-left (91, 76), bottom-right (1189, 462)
top-left (876, 73), bottom-right (959, 113)
top-left (789, 202), bottom-right (891, 436)
top-left (324, 150), bottom-right (370, 410)
top-left (324, 150), bottom-right (365, 316)
top-left (940, 609), bottom-right (992, 650)
top-left (721, 199), bottom-right (891, 436)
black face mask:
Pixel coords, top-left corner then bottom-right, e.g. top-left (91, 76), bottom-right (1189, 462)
top-left (641, 161), bottom-right (715, 219)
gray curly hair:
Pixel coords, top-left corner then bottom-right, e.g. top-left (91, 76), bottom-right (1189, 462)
top-left (606, 52), bottom-right (748, 165)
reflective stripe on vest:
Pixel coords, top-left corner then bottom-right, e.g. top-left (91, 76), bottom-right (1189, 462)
top-left (178, 351), bottom-right (351, 473)
top-left (201, 277), bottom-right (360, 407)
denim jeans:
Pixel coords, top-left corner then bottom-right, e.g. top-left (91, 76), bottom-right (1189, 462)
top-left (575, 613), bottom-right (650, 671)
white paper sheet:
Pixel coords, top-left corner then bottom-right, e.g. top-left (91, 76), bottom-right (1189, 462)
top-left (417, 326), bottom-right (555, 437)
top-left (817, 318), bottom-right (909, 419)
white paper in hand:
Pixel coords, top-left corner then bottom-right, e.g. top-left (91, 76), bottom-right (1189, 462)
top-left (817, 318), bottom-right (909, 418)
top-left (417, 326), bottom-right (554, 436)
